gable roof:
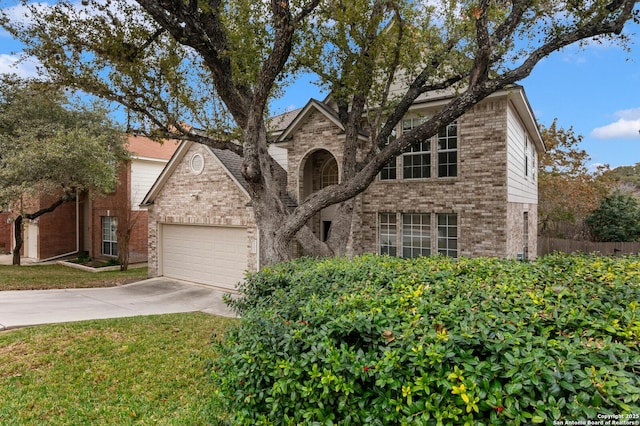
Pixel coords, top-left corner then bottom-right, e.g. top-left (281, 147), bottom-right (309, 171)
top-left (267, 108), bottom-right (302, 136)
top-left (125, 134), bottom-right (181, 161)
top-left (140, 141), bottom-right (250, 206)
top-left (274, 98), bottom-right (370, 144)
top-left (141, 139), bottom-right (298, 210)
top-left (276, 99), bottom-right (344, 143)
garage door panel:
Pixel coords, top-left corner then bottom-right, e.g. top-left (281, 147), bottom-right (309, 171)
top-left (161, 224), bottom-right (248, 289)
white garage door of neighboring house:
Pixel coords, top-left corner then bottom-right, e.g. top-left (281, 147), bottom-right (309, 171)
top-left (161, 224), bottom-right (248, 290)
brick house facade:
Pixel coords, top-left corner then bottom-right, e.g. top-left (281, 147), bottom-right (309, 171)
top-left (143, 85), bottom-right (543, 289)
top-left (0, 135), bottom-right (179, 262)
top-left (0, 212), bottom-right (10, 254)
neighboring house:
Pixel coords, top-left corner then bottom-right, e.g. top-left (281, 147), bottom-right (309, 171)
top-left (0, 212), bottom-right (13, 254)
top-left (142, 85), bottom-right (544, 290)
top-left (0, 135), bottom-right (179, 262)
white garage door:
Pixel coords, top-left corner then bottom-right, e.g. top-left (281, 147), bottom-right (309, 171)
top-left (161, 224), bottom-right (248, 289)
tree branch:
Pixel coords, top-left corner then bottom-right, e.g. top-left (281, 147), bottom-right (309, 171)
top-left (136, 0), bottom-right (251, 126)
top-left (24, 193), bottom-right (75, 221)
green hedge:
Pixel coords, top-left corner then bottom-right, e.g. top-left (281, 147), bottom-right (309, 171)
top-left (209, 254), bottom-right (640, 425)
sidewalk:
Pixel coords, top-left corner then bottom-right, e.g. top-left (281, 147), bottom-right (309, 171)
top-left (0, 254), bottom-right (37, 265)
top-left (0, 277), bottom-right (238, 330)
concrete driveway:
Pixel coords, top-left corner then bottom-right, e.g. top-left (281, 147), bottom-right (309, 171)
top-left (0, 278), bottom-right (237, 330)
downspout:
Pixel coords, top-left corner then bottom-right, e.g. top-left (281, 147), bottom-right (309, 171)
top-left (36, 191), bottom-right (80, 263)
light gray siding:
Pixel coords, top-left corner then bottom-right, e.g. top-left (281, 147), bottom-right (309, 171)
top-left (131, 159), bottom-right (168, 211)
top-left (506, 103), bottom-right (538, 204)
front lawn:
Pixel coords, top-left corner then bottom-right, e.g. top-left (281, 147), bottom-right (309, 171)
top-left (0, 313), bottom-right (237, 425)
top-left (0, 264), bottom-right (148, 291)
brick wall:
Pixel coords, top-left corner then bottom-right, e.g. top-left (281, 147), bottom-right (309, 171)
top-left (0, 212), bottom-right (11, 254)
top-left (360, 99), bottom-right (512, 257)
top-left (37, 194), bottom-right (81, 259)
top-left (506, 202), bottom-right (538, 260)
top-left (286, 97), bottom-right (519, 258)
top-left (147, 143), bottom-right (258, 278)
top-left (89, 162), bottom-right (149, 263)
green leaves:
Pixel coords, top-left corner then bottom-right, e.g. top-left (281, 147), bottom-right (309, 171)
top-left (0, 76), bottom-right (127, 208)
top-left (586, 192), bottom-right (640, 242)
top-left (210, 254), bottom-right (640, 424)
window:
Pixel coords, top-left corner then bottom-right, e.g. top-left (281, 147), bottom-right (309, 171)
top-left (402, 213), bottom-right (431, 258)
top-left (380, 130), bottom-right (397, 180)
top-left (524, 136), bottom-right (529, 177)
top-left (190, 153), bottom-right (205, 175)
top-left (101, 216), bottom-right (118, 256)
top-left (378, 213), bottom-right (397, 256)
top-left (437, 121), bottom-right (457, 177)
top-left (402, 118), bottom-right (431, 179)
top-left (321, 158), bottom-right (338, 188)
top-left (437, 213), bottom-right (458, 257)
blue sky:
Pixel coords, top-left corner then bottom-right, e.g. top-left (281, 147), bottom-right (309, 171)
top-left (1, 2), bottom-right (639, 170)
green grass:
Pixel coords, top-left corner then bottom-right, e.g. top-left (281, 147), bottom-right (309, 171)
top-left (0, 313), bottom-right (238, 425)
top-left (0, 264), bottom-right (149, 291)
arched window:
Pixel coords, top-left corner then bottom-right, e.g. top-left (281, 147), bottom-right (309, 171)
top-left (321, 158), bottom-right (338, 188)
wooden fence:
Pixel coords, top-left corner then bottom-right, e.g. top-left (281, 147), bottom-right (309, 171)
top-left (537, 237), bottom-right (640, 257)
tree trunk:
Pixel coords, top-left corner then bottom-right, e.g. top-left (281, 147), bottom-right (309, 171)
top-left (326, 199), bottom-right (355, 257)
top-left (12, 215), bottom-right (23, 266)
top-left (117, 231), bottom-right (131, 271)
top-left (11, 195), bottom-right (73, 266)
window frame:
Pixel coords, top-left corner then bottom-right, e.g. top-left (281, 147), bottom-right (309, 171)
top-left (101, 216), bottom-right (118, 257)
top-left (401, 117), bottom-right (431, 180)
top-left (437, 121), bottom-right (458, 177)
top-left (401, 213), bottom-right (431, 258)
top-left (380, 129), bottom-right (397, 181)
top-left (437, 213), bottom-right (458, 258)
top-left (321, 158), bottom-right (339, 189)
top-left (378, 213), bottom-right (397, 256)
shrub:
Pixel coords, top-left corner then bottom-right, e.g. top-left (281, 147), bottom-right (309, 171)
top-left (586, 193), bottom-right (640, 242)
top-left (209, 254), bottom-right (640, 425)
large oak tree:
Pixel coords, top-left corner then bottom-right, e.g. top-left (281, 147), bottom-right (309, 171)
top-left (2, 0), bottom-right (637, 264)
top-left (0, 75), bottom-right (128, 265)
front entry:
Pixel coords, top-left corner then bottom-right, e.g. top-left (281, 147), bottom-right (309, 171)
top-left (300, 150), bottom-right (339, 242)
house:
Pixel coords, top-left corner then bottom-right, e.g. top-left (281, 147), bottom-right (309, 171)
top-left (141, 85), bottom-right (544, 290)
top-left (0, 135), bottom-right (180, 263)
top-left (0, 212), bottom-right (11, 254)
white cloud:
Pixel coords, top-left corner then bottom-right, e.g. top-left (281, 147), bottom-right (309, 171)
top-left (591, 108), bottom-right (640, 139)
top-left (0, 53), bottom-right (40, 78)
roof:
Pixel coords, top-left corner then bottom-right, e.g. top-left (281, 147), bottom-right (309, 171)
top-left (141, 140), bottom-right (297, 209)
top-left (125, 134), bottom-right (181, 160)
top-left (208, 147), bottom-right (250, 193)
top-left (275, 98), bottom-right (369, 143)
top-left (267, 108), bottom-right (301, 134)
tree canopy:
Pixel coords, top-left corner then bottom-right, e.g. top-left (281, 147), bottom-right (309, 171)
top-left (2, 0), bottom-right (637, 263)
top-left (0, 75), bottom-right (128, 264)
top-left (586, 192), bottom-right (640, 241)
top-left (537, 119), bottom-right (611, 239)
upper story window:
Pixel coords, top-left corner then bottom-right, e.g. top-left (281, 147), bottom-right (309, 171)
top-left (379, 117), bottom-right (460, 181)
top-left (321, 158), bottom-right (338, 188)
top-left (380, 130), bottom-right (397, 181)
top-left (437, 121), bottom-right (458, 177)
top-left (402, 117), bottom-right (431, 179)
